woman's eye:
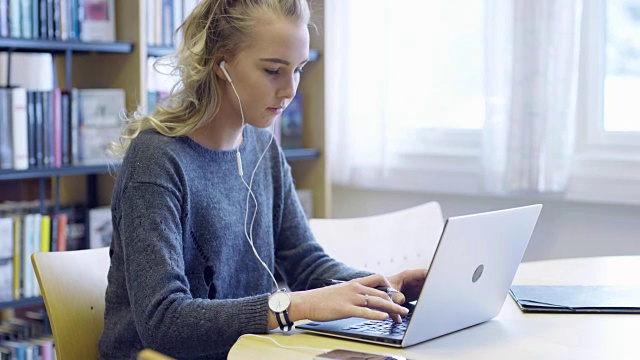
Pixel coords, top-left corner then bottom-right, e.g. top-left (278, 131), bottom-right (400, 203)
top-left (265, 69), bottom-right (279, 75)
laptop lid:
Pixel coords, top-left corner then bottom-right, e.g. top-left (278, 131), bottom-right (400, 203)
top-left (297, 204), bottom-right (542, 348)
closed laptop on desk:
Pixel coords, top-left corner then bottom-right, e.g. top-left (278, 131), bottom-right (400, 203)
top-left (297, 204), bottom-right (543, 348)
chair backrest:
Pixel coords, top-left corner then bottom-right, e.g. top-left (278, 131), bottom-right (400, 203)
top-left (137, 349), bottom-right (176, 360)
top-left (31, 247), bottom-right (110, 360)
top-left (309, 201), bottom-right (445, 275)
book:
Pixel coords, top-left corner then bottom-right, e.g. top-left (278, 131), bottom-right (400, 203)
top-left (0, 0), bottom-right (9, 38)
top-left (22, 214), bottom-right (33, 298)
top-left (280, 93), bottom-right (303, 149)
top-left (510, 285), bottom-right (640, 314)
top-left (80, 0), bottom-right (115, 42)
top-left (40, 215), bottom-right (51, 253)
top-left (54, 212), bottom-right (68, 252)
top-left (10, 88), bottom-right (29, 170)
top-left (77, 88), bottom-right (125, 164)
top-left (8, 0), bottom-right (21, 38)
top-left (0, 88), bottom-right (12, 170)
top-left (88, 206), bottom-right (111, 248)
top-left (0, 217), bottom-right (13, 302)
top-left (12, 217), bottom-right (21, 299)
top-left (0, 52), bottom-right (54, 91)
top-left (20, 0), bottom-right (33, 39)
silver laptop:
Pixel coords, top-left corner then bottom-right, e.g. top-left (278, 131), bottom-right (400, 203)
top-left (297, 204), bottom-right (543, 348)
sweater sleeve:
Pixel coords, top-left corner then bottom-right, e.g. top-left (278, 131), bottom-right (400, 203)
top-left (273, 154), bottom-right (373, 291)
top-left (116, 179), bottom-right (270, 358)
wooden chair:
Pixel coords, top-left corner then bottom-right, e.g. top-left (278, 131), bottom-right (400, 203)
top-left (31, 247), bottom-right (110, 360)
top-left (309, 201), bottom-right (445, 275)
top-left (137, 348), bottom-right (176, 360)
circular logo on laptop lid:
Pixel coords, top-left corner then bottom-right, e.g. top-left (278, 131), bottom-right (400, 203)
top-left (472, 264), bottom-right (484, 283)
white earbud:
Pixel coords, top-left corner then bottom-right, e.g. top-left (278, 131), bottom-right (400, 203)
top-left (220, 61), bottom-right (233, 83)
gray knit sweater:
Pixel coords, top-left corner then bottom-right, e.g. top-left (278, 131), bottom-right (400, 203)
top-left (98, 127), bottom-right (369, 360)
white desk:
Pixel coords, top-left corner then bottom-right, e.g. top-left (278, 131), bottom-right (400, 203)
top-left (229, 256), bottom-right (640, 359)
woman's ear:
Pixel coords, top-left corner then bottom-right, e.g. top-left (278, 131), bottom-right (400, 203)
top-left (214, 60), bottom-right (231, 82)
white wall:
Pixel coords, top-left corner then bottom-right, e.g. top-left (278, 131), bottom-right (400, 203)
top-left (332, 185), bottom-right (640, 262)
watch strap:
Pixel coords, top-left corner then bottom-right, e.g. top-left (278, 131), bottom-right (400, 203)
top-left (275, 309), bottom-right (293, 332)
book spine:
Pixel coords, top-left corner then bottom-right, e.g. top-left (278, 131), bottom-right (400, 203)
top-left (80, 0), bottom-right (115, 42)
top-left (30, 213), bottom-right (41, 296)
top-left (52, 0), bottom-right (60, 39)
top-left (39, 0), bottom-right (47, 39)
top-left (56, 212), bottom-right (67, 252)
top-left (172, 0), bottom-right (182, 46)
top-left (40, 215), bottom-right (50, 254)
top-left (146, 0), bottom-right (154, 45)
top-left (27, 91), bottom-right (37, 168)
top-left (8, 0), bottom-right (21, 38)
top-left (22, 214), bottom-right (32, 298)
top-left (72, 0), bottom-right (80, 40)
top-left (50, 214), bottom-right (58, 252)
top-left (34, 91), bottom-right (44, 167)
top-left (0, 88), bottom-right (13, 169)
top-left (52, 89), bottom-right (62, 167)
top-left (0, 217), bottom-right (14, 302)
top-left (31, 0), bottom-right (39, 39)
top-left (60, 90), bottom-right (70, 165)
top-left (59, 0), bottom-right (66, 40)
top-left (70, 88), bottom-right (79, 164)
top-left (40, 91), bottom-right (50, 167)
top-left (20, 0), bottom-right (33, 39)
top-left (46, 0), bottom-right (54, 39)
top-left (10, 88), bottom-right (29, 170)
top-left (154, 0), bottom-right (161, 45)
top-left (12, 217), bottom-right (22, 299)
top-left (0, 0), bottom-right (9, 38)
top-left (161, 0), bottom-right (172, 46)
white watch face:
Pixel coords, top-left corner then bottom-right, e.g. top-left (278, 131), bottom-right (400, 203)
top-left (269, 291), bottom-right (291, 313)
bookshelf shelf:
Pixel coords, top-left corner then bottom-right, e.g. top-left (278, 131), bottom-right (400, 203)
top-left (147, 45), bottom-right (175, 57)
top-left (0, 297), bottom-right (44, 311)
top-left (0, 164), bottom-right (115, 181)
top-left (0, 39), bottom-right (133, 54)
top-left (283, 148), bottom-right (321, 161)
top-left (0, 149), bottom-right (318, 181)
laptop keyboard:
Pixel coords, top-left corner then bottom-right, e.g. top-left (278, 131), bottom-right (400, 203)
top-left (342, 313), bottom-right (413, 336)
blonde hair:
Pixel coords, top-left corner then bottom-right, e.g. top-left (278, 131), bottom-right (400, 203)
top-left (110, 0), bottom-right (311, 159)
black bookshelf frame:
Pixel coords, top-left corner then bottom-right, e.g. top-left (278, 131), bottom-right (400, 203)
top-left (0, 38), bottom-right (133, 54)
top-left (0, 149), bottom-right (319, 181)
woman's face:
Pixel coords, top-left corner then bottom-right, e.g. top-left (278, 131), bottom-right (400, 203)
top-left (220, 15), bottom-right (310, 128)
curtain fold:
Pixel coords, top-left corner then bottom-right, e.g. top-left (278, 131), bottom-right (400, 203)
top-left (326, 0), bottom-right (585, 195)
top-left (483, 0), bottom-right (584, 194)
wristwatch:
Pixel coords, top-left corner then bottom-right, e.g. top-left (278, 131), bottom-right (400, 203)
top-left (268, 288), bottom-right (293, 332)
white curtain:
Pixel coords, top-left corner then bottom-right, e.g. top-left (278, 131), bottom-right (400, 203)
top-left (483, 0), bottom-right (584, 194)
top-left (326, 0), bottom-right (584, 194)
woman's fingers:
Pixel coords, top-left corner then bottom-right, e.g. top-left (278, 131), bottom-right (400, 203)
top-left (354, 289), bottom-right (409, 323)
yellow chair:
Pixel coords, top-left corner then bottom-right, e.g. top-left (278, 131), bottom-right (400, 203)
top-left (137, 348), bottom-right (176, 360)
top-left (31, 247), bottom-right (110, 360)
top-left (309, 201), bottom-right (445, 275)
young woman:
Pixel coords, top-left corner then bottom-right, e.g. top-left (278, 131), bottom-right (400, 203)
top-left (99, 1), bottom-right (426, 359)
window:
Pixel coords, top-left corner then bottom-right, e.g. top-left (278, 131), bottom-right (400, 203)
top-left (327, 0), bottom-right (640, 203)
top-left (604, 0), bottom-right (640, 132)
top-left (580, 0), bottom-right (640, 149)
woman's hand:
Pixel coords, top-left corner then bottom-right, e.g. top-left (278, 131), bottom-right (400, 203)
top-left (387, 268), bottom-right (428, 303)
top-left (288, 274), bottom-right (409, 325)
